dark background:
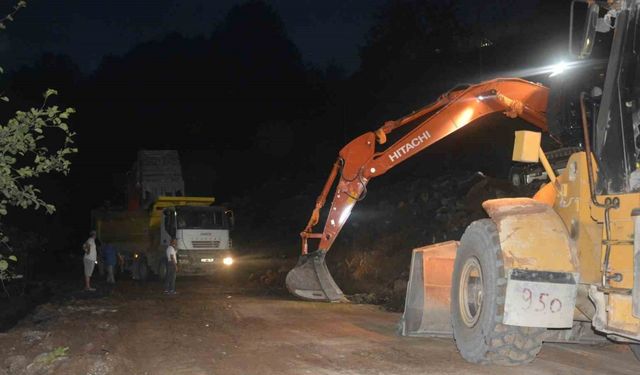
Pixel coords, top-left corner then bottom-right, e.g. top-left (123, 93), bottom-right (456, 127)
top-left (1, 0), bottom-right (575, 270)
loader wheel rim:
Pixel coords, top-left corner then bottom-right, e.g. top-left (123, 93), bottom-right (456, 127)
top-left (459, 257), bottom-right (483, 328)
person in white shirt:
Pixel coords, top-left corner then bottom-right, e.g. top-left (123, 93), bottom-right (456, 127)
top-left (164, 238), bottom-right (178, 294)
top-left (83, 230), bottom-right (97, 291)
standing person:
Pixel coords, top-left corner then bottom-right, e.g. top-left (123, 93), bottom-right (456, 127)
top-left (164, 238), bottom-right (178, 294)
top-left (102, 242), bottom-right (117, 284)
top-left (95, 235), bottom-right (104, 277)
top-left (83, 230), bottom-right (97, 291)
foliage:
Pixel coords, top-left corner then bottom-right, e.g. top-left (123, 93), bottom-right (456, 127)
top-left (0, 1), bottom-right (78, 246)
top-left (0, 250), bottom-right (19, 297)
top-left (35, 346), bottom-right (69, 365)
top-left (0, 254), bottom-right (18, 274)
top-left (0, 1), bottom-right (26, 31)
top-left (0, 91), bottom-right (77, 228)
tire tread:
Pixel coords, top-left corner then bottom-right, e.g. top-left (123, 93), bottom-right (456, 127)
top-left (455, 219), bottom-right (545, 366)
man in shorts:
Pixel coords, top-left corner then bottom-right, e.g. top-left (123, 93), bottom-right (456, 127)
top-left (83, 230), bottom-right (97, 291)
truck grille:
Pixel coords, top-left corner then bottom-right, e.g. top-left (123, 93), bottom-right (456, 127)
top-left (191, 240), bottom-right (220, 249)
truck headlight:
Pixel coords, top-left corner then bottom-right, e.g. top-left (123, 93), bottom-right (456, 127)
top-left (223, 256), bottom-right (233, 266)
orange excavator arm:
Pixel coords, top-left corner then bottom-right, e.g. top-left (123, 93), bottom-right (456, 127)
top-left (287, 78), bottom-right (549, 302)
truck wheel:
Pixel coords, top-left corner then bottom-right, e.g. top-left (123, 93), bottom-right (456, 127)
top-left (451, 219), bottom-right (545, 365)
top-left (137, 259), bottom-right (149, 281)
top-left (158, 259), bottom-right (168, 281)
top-left (631, 344), bottom-right (640, 361)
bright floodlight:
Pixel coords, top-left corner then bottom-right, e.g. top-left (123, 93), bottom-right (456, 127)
top-left (223, 256), bottom-right (233, 266)
top-left (549, 61), bottom-right (568, 77)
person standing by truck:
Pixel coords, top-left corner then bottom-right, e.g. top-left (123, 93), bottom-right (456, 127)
top-left (102, 242), bottom-right (117, 284)
top-left (164, 238), bottom-right (177, 294)
top-left (95, 235), bottom-right (104, 278)
top-left (82, 230), bottom-right (97, 291)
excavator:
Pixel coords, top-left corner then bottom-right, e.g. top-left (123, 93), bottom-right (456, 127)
top-left (286, 0), bottom-right (640, 365)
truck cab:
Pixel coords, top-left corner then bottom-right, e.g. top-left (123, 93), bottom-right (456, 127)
top-left (93, 150), bottom-right (236, 280)
top-left (135, 196), bottom-right (233, 279)
top-left (160, 205), bottom-right (234, 275)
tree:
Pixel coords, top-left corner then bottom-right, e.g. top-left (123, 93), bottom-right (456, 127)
top-left (0, 1), bottom-right (77, 289)
top-left (0, 89), bottom-right (77, 229)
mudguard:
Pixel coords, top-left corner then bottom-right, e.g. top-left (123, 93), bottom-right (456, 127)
top-left (483, 198), bottom-right (579, 328)
top-left (482, 198), bottom-right (578, 274)
top-left (400, 198), bottom-right (580, 337)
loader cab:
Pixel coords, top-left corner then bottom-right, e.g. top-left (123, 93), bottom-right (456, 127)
top-left (516, 62), bottom-right (608, 191)
top-left (569, 1), bottom-right (640, 193)
top-left (546, 61), bottom-right (605, 148)
top-left (592, 3), bottom-right (640, 193)
top-left (509, 3), bottom-right (618, 190)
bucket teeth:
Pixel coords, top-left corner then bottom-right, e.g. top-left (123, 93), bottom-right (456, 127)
top-left (286, 250), bottom-right (347, 302)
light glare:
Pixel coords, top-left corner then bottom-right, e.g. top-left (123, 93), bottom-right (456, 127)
top-left (549, 61), bottom-right (568, 77)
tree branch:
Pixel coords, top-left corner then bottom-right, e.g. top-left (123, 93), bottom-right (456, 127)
top-left (0, 1), bottom-right (27, 31)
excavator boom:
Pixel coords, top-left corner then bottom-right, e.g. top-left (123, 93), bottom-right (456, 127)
top-left (286, 78), bottom-right (549, 302)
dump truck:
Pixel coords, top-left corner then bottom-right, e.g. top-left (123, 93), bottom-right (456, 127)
top-left (91, 150), bottom-right (234, 280)
top-left (286, 0), bottom-right (640, 365)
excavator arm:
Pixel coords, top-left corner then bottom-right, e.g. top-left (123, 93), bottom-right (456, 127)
top-left (286, 78), bottom-right (549, 302)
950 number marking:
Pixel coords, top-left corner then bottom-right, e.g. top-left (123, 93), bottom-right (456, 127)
top-left (503, 271), bottom-right (577, 329)
top-left (521, 288), bottom-right (563, 313)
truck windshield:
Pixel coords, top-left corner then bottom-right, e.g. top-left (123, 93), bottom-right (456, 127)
top-left (176, 207), bottom-right (227, 230)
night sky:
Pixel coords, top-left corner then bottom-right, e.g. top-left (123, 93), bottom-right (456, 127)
top-left (2, 0), bottom-right (388, 73)
top-left (1, 0), bottom-right (570, 253)
top-left (2, 0), bottom-right (541, 73)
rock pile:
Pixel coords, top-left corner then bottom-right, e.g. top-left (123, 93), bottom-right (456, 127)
top-left (328, 171), bottom-right (521, 310)
top-left (243, 170), bottom-right (524, 311)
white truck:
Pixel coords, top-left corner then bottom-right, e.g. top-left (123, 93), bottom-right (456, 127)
top-left (91, 151), bottom-right (235, 280)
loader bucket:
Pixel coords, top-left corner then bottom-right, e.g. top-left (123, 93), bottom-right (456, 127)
top-left (400, 241), bottom-right (458, 337)
top-left (286, 250), bottom-right (346, 302)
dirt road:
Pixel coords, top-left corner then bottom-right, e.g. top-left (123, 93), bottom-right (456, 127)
top-left (1, 275), bottom-right (638, 375)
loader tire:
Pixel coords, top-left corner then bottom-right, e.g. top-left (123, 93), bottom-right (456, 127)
top-left (451, 219), bottom-right (545, 365)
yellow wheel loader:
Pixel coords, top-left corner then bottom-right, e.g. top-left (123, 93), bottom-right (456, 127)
top-left (287, 0), bottom-right (640, 365)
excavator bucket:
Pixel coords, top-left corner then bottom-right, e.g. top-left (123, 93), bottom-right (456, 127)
top-left (285, 250), bottom-right (346, 302)
top-left (400, 241), bottom-right (458, 337)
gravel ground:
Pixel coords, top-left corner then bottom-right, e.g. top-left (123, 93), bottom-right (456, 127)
top-left (0, 273), bottom-right (638, 375)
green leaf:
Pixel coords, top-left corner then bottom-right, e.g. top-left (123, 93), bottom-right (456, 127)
top-left (36, 347), bottom-right (69, 365)
top-left (1, 96), bottom-right (9, 102)
top-left (8, 255), bottom-right (17, 262)
top-left (43, 89), bottom-right (58, 99)
top-left (0, 78), bottom-right (77, 228)
top-left (0, 260), bottom-right (7, 271)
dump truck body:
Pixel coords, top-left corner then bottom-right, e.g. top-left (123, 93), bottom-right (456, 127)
top-left (92, 196), bottom-right (234, 279)
top-left (92, 150), bottom-right (234, 279)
